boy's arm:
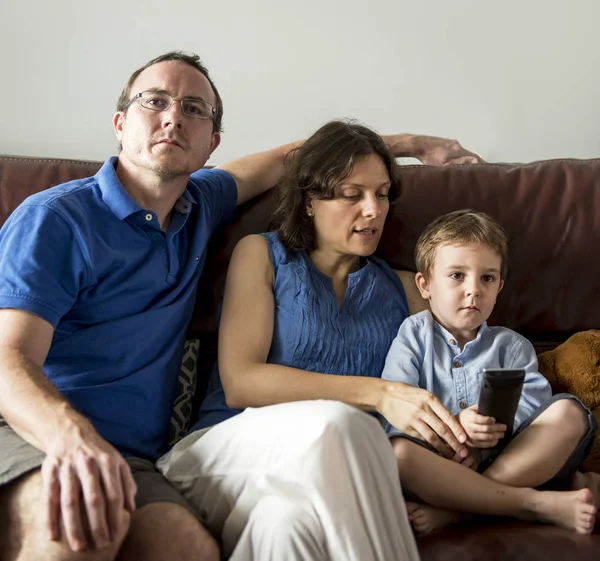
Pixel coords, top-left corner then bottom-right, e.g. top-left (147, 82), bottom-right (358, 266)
top-left (511, 337), bottom-right (553, 431)
top-left (380, 317), bottom-right (424, 438)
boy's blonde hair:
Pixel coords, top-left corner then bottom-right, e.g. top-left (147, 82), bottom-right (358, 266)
top-left (415, 209), bottom-right (508, 280)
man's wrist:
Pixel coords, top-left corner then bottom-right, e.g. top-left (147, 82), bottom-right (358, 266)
top-left (45, 402), bottom-right (94, 449)
top-left (381, 134), bottom-right (419, 159)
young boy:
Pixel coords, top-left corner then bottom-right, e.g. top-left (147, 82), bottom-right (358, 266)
top-left (382, 209), bottom-right (599, 535)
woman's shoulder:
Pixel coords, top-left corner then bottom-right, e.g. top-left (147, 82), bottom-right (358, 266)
top-left (392, 270), bottom-right (429, 316)
top-left (229, 234), bottom-right (272, 276)
top-left (233, 233), bottom-right (270, 256)
top-left (233, 231), bottom-right (301, 272)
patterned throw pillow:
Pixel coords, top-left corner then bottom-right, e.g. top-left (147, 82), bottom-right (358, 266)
top-left (168, 339), bottom-right (200, 446)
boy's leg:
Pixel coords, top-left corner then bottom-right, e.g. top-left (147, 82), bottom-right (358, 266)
top-left (158, 400), bottom-right (420, 561)
top-left (483, 395), bottom-right (596, 488)
top-left (391, 437), bottom-right (597, 534)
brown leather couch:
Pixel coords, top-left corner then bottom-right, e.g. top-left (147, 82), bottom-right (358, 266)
top-left (1, 154), bottom-right (599, 560)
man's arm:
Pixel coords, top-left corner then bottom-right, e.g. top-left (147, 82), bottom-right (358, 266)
top-left (383, 134), bottom-right (482, 166)
top-left (217, 142), bottom-right (299, 206)
top-left (0, 309), bottom-right (136, 552)
top-left (218, 134), bottom-right (481, 206)
top-left (0, 309), bottom-right (67, 449)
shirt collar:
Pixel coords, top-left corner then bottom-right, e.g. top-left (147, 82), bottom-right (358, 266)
top-left (430, 310), bottom-right (489, 346)
top-left (95, 157), bottom-right (196, 221)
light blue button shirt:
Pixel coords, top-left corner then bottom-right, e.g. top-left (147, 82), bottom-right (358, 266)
top-left (381, 310), bottom-right (552, 438)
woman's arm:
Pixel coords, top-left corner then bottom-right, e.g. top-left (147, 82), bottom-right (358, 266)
top-left (218, 236), bottom-right (467, 457)
top-left (218, 234), bottom-right (384, 411)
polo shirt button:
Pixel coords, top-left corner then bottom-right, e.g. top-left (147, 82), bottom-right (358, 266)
top-left (449, 339), bottom-right (456, 346)
top-left (459, 401), bottom-right (467, 409)
top-left (453, 361), bottom-right (461, 368)
top-left (145, 213), bottom-right (153, 221)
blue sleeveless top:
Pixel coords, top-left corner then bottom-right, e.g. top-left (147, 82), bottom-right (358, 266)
top-left (192, 231), bottom-right (409, 431)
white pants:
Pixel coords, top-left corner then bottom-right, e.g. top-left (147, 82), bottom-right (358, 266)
top-left (157, 400), bottom-right (420, 561)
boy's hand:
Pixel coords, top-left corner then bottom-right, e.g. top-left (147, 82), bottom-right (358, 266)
top-left (457, 405), bottom-right (506, 448)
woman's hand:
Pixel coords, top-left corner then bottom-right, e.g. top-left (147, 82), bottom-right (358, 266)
top-left (379, 382), bottom-right (468, 459)
top-left (458, 446), bottom-right (481, 470)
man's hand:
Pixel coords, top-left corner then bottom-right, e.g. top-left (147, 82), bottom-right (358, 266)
top-left (413, 135), bottom-right (482, 166)
top-left (457, 405), bottom-right (506, 448)
top-left (379, 382), bottom-right (468, 459)
top-left (42, 419), bottom-right (137, 552)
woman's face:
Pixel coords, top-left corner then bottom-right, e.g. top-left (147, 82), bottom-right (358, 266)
top-left (308, 153), bottom-right (391, 257)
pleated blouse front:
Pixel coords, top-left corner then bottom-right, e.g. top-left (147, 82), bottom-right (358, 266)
top-left (194, 231), bottom-right (409, 430)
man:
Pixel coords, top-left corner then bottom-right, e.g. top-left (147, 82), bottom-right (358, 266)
top-left (0, 51), bottom-right (480, 561)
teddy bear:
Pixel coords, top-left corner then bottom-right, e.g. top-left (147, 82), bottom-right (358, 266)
top-left (537, 330), bottom-right (600, 473)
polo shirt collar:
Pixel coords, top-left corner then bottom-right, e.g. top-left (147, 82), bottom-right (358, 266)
top-left (95, 157), bottom-right (196, 221)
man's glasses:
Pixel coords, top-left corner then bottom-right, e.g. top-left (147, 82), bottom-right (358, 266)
top-left (124, 91), bottom-right (215, 120)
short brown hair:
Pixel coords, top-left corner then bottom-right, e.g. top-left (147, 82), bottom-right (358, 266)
top-left (116, 51), bottom-right (223, 133)
top-left (271, 120), bottom-right (401, 251)
top-left (415, 209), bottom-right (508, 280)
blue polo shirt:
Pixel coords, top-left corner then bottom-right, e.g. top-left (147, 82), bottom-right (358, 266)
top-left (0, 157), bottom-right (237, 460)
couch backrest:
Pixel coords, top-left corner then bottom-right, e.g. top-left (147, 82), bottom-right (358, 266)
top-left (2, 154), bottom-right (599, 353)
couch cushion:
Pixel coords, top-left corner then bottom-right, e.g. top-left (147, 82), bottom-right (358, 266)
top-left (191, 159), bottom-right (600, 353)
top-left (168, 339), bottom-right (200, 446)
top-left (0, 156), bottom-right (101, 227)
top-left (417, 517), bottom-right (600, 560)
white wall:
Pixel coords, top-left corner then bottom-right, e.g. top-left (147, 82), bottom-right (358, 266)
top-left (1, 0), bottom-right (599, 164)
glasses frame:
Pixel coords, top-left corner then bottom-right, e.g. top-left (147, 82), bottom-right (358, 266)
top-left (124, 90), bottom-right (216, 121)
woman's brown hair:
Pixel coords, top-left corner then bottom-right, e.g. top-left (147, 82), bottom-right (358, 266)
top-left (271, 120), bottom-right (401, 251)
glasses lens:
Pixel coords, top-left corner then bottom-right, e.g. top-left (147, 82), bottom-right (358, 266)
top-left (140, 92), bottom-right (172, 111)
top-left (181, 100), bottom-right (213, 119)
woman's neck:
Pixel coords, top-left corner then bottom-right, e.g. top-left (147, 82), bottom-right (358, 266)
top-left (308, 249), bottom-right (362, 281)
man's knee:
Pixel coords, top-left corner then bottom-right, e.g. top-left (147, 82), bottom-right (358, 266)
top-left (118, 501), bottom-right (219, 561)
top-left (0, 469), bottom-right (129, 561)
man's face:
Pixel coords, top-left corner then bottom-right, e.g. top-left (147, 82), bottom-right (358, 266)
top-left (113, 60), bottom-right (220, 178)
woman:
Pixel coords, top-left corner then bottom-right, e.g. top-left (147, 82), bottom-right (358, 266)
top-left (158, 121), bottom-right (594, 561)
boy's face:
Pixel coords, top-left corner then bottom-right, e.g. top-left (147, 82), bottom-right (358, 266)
top-left (416, 243), bottom-right (504, 343)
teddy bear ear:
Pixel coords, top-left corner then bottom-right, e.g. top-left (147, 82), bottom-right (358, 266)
top-left (538, 350), bottom-right (557, 384)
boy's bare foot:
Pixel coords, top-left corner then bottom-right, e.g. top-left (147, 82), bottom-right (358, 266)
top-left (572, 471), bottom-right (600, 515)
top-left (529, 488), bottom-right (597, 534)
top-left (406, 501), bottom-right (461, 536)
